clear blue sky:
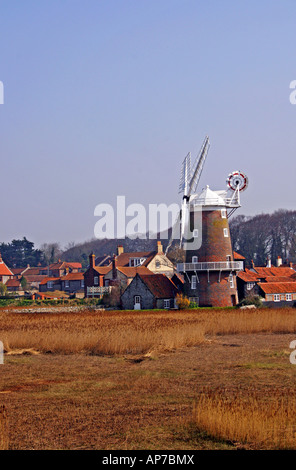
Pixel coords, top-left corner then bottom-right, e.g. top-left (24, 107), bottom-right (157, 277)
top-left (1, 0), bottom-right (296, 247)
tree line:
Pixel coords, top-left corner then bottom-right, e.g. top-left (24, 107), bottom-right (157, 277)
top-left (229, 209), bottom-right (296, 266)
top-left (2, 209), bottom-right (296, 269)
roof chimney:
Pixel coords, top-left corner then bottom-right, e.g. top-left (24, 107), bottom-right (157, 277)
top-left (290, 262), bottom-right (294, 269)
top-left (89, 253), bottom-right (95, 269)
top-left (112, 254), bottom-right (117, 280)
top-left (117, 245), bottom-right (124, 256)
top-left (276, 256), bottom-right (282, 267)
top-left (157, 241), bottom-right (163, 254)
top-left (0, 253), bottom-right (2, 262)
top-left (266, 257), bottom-right (271, 268)
top-left (251, 259), bottom-right (255, 269)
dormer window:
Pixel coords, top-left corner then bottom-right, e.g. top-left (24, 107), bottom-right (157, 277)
top-left (129, 257), bottom-right (146, 267)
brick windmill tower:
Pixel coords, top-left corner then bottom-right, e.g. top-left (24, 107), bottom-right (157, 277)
top-left (175, 137), bottom-right (248, 307)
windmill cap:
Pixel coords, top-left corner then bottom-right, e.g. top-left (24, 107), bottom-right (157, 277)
top-left (191, 185), bottom-right (226, 207)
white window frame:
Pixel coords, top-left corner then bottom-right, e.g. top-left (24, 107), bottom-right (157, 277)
top-left (47, 281), bottom-right (53, 289)
top-left (81, 279), bottom-right (84, 288)
top-left (286, 293), bottom-right (292, 301)
top-left (229, 274), bottom-right (234, 288)
top-left (247, 282), bottom-right (254, 290)
top-left (191, 275), bottom-right (197, 290)
top-left (135, 295), bottom-right (141, 304)
top-left (223, 228), bottom-right (229, 237)
top-left (274, 294), bottom-right (280, 302)
top-left (94, 276), bottom-right (99, 286)
top-left (221, 209), bottom-right (227, 219)
top-left (164, 299), bottom-right (170, 309)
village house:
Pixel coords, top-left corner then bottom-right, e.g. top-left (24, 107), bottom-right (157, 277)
top-left (83, 242), bottom-right (175, 299)
top-left (113, 242), bottom-right (175, 277)
top-left (60, 272), bottom-right (85, 296)
top-left (39, 260), bottom-right (82, 277)
top-left (0, 253), bottom-right (13, 285)
top-left (236, 256), bottom-right (296, 306)
top-left (121, 273), bottom-right (179, 310)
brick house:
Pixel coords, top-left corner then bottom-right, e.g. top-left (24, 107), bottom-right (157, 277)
top-left (237, 263), bottom-right (296, 303)
top-left (113, 242), bottom-right (174, 277)
top-left (60, 272), bottom-right (85, 295)
top-left (257, 282), bottom-right (296, 307)
top-left (5, 278), bottom-right (22, 292)
top-left (40, 261), bottom-right (82, 278)
top-left (83, 254), bottom-right (112, 298)
top-left (39, 277), bottom-right (62, 293)
top-left (121, 273), bottom-right (179, 310)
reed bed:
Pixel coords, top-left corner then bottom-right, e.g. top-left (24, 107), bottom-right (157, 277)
top-left (1, 306), bottom-right (296, 355)
top-left (0, 406), bottom-right (8, 450)
top-left (193, 386), bottom-right (296, 449)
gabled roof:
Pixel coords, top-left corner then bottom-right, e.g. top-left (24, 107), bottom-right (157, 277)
top-left (40, 277), bottom-right (61, 285)
top-left (233, 251), bottom-right (246, 261)
top-left (6, 279), bottom-right (21, 287)
top-left (0, 260), bottom-right (13, 277)
top-left (252, 266), bottom-right (295, 277)
top-left (117, 266), bottom-right (154, 278)
top-left (95, 255), bottom-right (112, 267)
top-left (93, 266), bottom-right (112, 275)
top-left (115, 251), bottom-right (156, 267)
top-left (60, 272), bottom-right (84, 281)
top-left (258, 282), bottom-right (296, 294)
top-left (237, 269), bottom-right (259, 282)
top-left (138, 274), bottom-right (179, 299)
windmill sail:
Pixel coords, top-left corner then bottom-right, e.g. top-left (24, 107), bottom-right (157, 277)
top-left (179, 152), bottom-right (191, 197)
top-left (188, 136), bottom-right (210, 197)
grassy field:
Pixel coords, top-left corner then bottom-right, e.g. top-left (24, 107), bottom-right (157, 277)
top-left (1, 306), bottom-right (296, 449)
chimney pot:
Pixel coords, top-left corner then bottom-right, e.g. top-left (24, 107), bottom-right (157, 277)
top-left (89, 253), bottom-right (95, 269)
top-left (157, 241), bottom-right (163, 254)
top-left (117, 245), bottom-right (124, 256)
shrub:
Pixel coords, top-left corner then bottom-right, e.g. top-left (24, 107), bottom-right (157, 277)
top-left (175, 293), bottom-right (190, 310)
top-left (239, 295), bottom-right (263, 308)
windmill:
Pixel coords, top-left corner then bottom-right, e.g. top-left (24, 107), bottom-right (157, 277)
top-left (173, 138), bottom-right (249, 307)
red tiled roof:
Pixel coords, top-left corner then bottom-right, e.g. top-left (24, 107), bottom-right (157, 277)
top-left (6, 279), bottom-right (21, 287)
top-left (93, 266), bottom-right (112, 275)
top-left (60, 272), bottom-right (84, 281)
top-left (115, 251), bottom-right (156, 267)
top-left (233, 251), bottom-right (246, 260)
top-left (237, 269), bottom-right (259, 282)
top-left (139, 274), bottom-right (178, 299)
top-left (117, 266), bottom-right (154, 278)
top-left (258, 282), bottom-right (296, 294)
top-left (253, 266), bottom-right (295, 277)
top-left (0, 261), bottom-right (13, 277)
top-left (40, 277), bottom-right (60, 285)
top-left (263, 276), bottom-right (293, 283)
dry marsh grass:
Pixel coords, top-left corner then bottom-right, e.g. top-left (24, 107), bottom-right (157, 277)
top-left (1, 306), bottom-right (296, 356)
top-left (0, 406), bottom-right (8, 450)
top-left (193, 387), bottom-right (296, 449)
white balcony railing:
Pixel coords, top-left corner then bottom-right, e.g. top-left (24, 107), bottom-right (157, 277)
top-left (87, 286), bottom-right (111, 295)
top-left (177, 261), bottom-right (244, 272)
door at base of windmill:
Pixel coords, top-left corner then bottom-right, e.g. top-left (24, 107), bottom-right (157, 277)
top-left (134, 296), bottom-right (141, 310)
